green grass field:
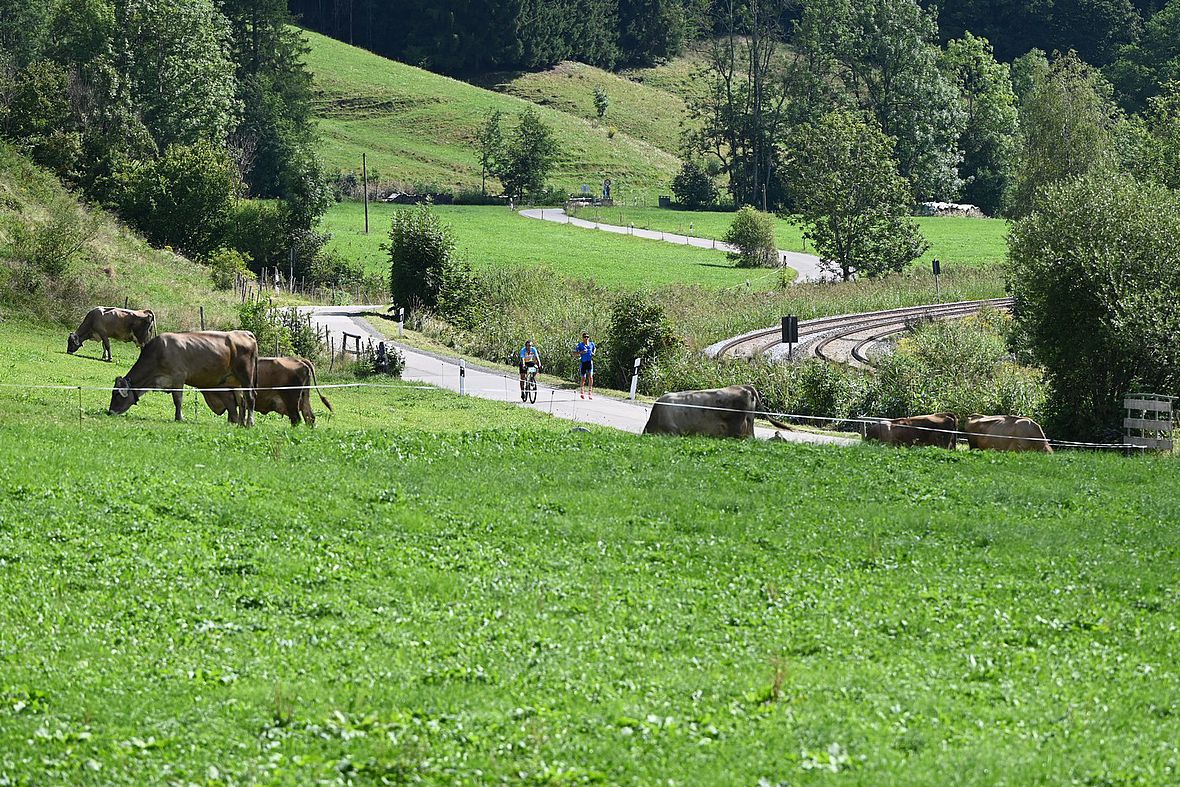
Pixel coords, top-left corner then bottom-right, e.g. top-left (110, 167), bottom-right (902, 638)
top-left (304, 30), bottom-right (681, 192)
top-left (2, 314), bottom-right (1179, 783)
top-left (572, 206), bottom-right (1011, 271)
top-left (321, 202), bottom-right (793, 289)
top-left (480, 61), bottom-right (691, 158)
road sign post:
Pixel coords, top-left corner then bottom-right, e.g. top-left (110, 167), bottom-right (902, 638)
top-left (459, 359), bottom-right (466, 396)
top-left (782, 315), bottom-right (799, 360)
top-left (629, 357), bottom-right (642, 401)
top-left (932, 258), bottom-right (941, 303)
top-left (396, 306), bottom-right (404, 338)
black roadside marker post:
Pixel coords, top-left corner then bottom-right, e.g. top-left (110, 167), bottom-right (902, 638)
top-left (932, 258), bottom-right (941, 303)
top-left (782, 315), bottom-right (799, 360)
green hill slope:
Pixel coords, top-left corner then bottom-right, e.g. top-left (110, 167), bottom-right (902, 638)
top-left (481, 61), bottom-right (691, 158)
top-left (0, 143), bottom-right (239, 331)
top-left (304, 30), bottom-right (681, 193)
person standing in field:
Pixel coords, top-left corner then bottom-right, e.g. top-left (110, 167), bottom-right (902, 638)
top-left (573, 331), bottom-right (596, 399)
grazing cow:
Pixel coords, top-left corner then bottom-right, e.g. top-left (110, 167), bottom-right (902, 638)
top-left (863, 412), bottom-right (958, 449)
top-left (67, 307), bottom-right (155, 361)
top-left (964, 414), bottom-right (1053, 453)
top-left (643, 384), bottom-right (789, 438)
top-left (202, 357), bottom-right (332, 426)
top-left (108, 331), bottom-right (258, 425)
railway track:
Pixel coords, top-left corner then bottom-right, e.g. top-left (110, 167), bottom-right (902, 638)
top-left (709, 297), bottom-right (1013, 370)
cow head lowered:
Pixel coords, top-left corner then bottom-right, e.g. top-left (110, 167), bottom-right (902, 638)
top-left (67, 333), bottom-right (83, 354)
top-left (108, 376), bottom-right (143, 414)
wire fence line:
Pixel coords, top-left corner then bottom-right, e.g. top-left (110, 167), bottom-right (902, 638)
top-left (0, 379), bottom-right (1148, 451)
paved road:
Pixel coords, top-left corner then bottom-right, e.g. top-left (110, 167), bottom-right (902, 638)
top-left (306, 306), bottom-right (853, 446)
top-left (519, 207), bottom-right (827, 283)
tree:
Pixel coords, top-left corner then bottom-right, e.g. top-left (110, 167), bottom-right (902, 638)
top-left (115, 0), bottom-right (238, 149)
top-left (1012, 51), bottom-right (1124, 216)
top-left (939, 34), bottom-right (1020, 215)
top-left (1139, 80), bottom-right (1180, 189)
top-left (689, 0), bottom-right (791, 209)
top-left (594, 86), bottom-right (610, 120)
top-left (389, 201), bottom-right (463, 312)
top-left (494, 109), bottom-right (559, 201)
top-left (723, 206), bottom-right (778, 268)
top-left (617, 0), bottom-right (687, 65)
top-left (785, 110), bottom-right (929, 281)
top-left (671, 159), bottom-right (718, 208)
top-left (1008, 172), bottom-right (1180, 438)
top-left (476, 109), bottom-right (503, 196)
top-left (605, 291), bottom-right (681, 388)
top-left (794, 0), bottom-right (966, 201)
top-left (1107, 0), bottom-right (1180, 109)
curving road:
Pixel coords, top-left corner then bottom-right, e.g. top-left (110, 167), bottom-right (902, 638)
top-left (305, 306), bottom-right (854, 446)
top-left (519, 207), bottom-right (828, 283)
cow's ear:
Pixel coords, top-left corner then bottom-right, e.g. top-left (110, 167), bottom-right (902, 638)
top-left (114, 377), bottom-right (130, 398)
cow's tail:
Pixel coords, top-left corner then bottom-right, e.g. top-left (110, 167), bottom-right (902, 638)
top-left (753, 386), bottom-right (793, 431)
top-left (307, 360), bottom-right (333, 413)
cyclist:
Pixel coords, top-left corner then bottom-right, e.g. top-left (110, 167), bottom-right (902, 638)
top-left (573, 331), bottom-right (596, 399)
top-left (518, 340), bottom-right (542, 401)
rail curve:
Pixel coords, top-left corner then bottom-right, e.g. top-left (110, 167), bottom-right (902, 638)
top-left (708, 297), bottom-right (1013, 370)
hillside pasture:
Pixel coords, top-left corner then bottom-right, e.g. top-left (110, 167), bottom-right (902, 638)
top-left (304, 30), bottom-right (681, 192)
top-left (0, 315), bottom-right (1177, 782)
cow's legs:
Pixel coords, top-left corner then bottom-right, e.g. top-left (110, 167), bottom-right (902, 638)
top-left (299, 393), bottom-right (315, 427)
top-left (172, 389), bottom-right (184, 421)
top-left (102, 336), bottom-right (112, 362)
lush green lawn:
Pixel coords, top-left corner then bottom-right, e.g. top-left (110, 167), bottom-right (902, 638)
top-left (304, 30), bottom-right (680, 192)
top-left (572, 206), bottom-right (1011, 272)
top-left (322, 202), bottom-right (794, 290)
top-left (2, 317), bottom-right (1178, 782)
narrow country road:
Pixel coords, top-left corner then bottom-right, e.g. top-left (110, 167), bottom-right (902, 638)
top-left (305, 306), bottom-right (854, 446)
top-left (519, 207), bottom-right (828, 283)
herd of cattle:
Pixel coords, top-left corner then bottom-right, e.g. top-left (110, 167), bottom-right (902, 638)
top-left (69, 309), bottom-right (1049, 451)
top-left (644, 384), bottom-right (1053, 452)
top-left (67, 306), bottom-right (331, 426)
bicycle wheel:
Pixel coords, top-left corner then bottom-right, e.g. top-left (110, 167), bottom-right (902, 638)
top-left (527, 377), bottom-right (537, 404)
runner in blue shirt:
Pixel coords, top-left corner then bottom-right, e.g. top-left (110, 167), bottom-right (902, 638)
top-left (518, 340), bottom-right (542, 401)
top-left (573, 331), bottom-right (596, 399)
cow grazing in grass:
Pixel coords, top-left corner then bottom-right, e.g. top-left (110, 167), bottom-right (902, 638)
top-left (644, 384), bottom-right (789, 438)
top-left (202, 356), bottom-right (331, 426)
top-left (108, 331), bottom-right (258, 425)
top-left (863, 412), bottom-right (958, 449)
top-left (964, 414), bottom-right (1053, 453)
top-left (67, 307), bottom-right (155, 361)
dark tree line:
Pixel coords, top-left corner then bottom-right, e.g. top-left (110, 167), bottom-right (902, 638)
top-left (286, 0), bottom-right (703, 72)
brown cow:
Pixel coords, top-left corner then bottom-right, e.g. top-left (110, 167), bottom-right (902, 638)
top-left (964, 414), bottom-right (1053, 453)
top-left (202, 357), bottom-right (332, 426)
top-left (643, 385), bottom-right (790, 438)
top-left (68, 307), bottom-right (156, 361)
top-left (863, 412), bottom-right (958, 449)
top-left (108, 331), bottom-right (257, 425)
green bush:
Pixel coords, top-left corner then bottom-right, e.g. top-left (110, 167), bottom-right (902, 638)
top-left (671, 160), bottom-right (718, 209)
top-left (389, 201), bottom-right (457, 312)
top-left (723, 206), bottom-right (777, 268)
top-left (226, 200), bottom-right (291, 272)
top-left (115, 141), bottom-right (238, 256)
top-left (204, 247), bottom-right (251, 291)
top-left (605, 292), bottom-right (681, 389)
top-left (238, 302), bottom-right (323, 360)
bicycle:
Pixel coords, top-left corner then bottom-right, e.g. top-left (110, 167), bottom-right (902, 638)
top-left (522, 363), bottom-right (539, 404)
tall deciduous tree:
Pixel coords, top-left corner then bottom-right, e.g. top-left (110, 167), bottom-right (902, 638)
top-left (1107, 0), bottom-right (1180, 109)
top-left (1012, 51), bottom-right (1124, 216)
top-left (939, 33), bottom-right (1020, 215)
top-left (794, 0), bottom-right (966, 201)
top-left (476, 109), bottom-right (504, 195)
top-left (785, 110), bottom-right (929, 281)
top-left (115, 0), bottom-right (238, 149)
top-left (1008, 172), bottom-right (1180, 438)
top-left (689, 0), bottom-right (790, 210)
top-left (494, 109), bottom-right (560, 200)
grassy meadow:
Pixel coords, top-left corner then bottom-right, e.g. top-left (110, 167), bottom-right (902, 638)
top-left (321, 202), bottom-right (786, 290)
top-left (571, 206), bottom-right (1011, 272)
top-left (304, 30), bottom-right (680, 192)
top-left (481, 60), bottom-right (691, 157)
top-left (1, 315), bottom-right (1178, 782)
